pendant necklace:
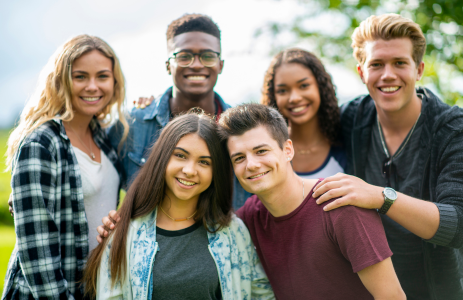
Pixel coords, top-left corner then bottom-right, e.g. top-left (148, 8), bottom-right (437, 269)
top-left (69, 125), bottom-right (96, 160)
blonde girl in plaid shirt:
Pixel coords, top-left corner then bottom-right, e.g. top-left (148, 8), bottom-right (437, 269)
top-left (3, 35), bottom-right (129, 299)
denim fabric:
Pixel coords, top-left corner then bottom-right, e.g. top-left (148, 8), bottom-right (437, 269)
top-left (96, 209), bottom-right (274, 300)
top-left (108, 87), bottom-right (252, 210)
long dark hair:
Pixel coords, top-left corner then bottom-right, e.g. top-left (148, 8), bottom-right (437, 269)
top-left (83, 111), bottom-right (233, 298)
top-left (261, 48), bottom-right (340, 145)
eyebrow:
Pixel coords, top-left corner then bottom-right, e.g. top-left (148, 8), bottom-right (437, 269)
top-left (229, 143), bottom-right (270, 159)
top-left (175, 147), bottom-right (211, 159)
top-left (276, 77), bottom-right (309, 87)
top-left (71, 69), bottom-right (112, 74)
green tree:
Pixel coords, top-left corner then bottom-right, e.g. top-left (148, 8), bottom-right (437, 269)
top-left (257, 0), bottom-right (463, 105)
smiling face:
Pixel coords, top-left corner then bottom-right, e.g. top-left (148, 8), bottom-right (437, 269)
top-left (357, 38), bottom-right (424, 114)
top-left (227, 125), bottom-right (293, 196)
top-left (71, 50), bottom-right (115, 120)
top-left (167, 31), bottom-right (223, 99)
top-left (164, 133), bottom-right (213, 204)
top-left (274, 63), bottom-right (321, 126)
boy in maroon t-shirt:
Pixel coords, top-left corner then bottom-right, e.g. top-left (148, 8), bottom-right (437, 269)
top-left (219, 104), bottom-right (405, 300)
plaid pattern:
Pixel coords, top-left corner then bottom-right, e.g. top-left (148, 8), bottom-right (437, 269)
top-left (2, 118), bottom-right (121, 300)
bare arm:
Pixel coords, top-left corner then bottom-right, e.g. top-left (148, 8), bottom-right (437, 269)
top-left (313, 173), bottom-right (439, 240)
top-left (357, 257), bottom-right (406, 300)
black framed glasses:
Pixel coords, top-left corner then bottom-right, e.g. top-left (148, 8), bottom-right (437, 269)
top-left (169, 50), bottom-right (221, 67)
top-left (382, 158), bottom-right (396, 187)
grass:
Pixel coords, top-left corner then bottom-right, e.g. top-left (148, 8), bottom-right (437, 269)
top-left (0, 226), bottom-right (15, 295)
top-left (1, 129), bottom-right (13, 295)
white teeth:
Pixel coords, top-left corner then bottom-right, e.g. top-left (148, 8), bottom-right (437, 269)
top-left (187, 76), bottom-right (206, 81)
top-left (82, 97), bottom-right (100, 102)
top-left (178, 178), bottom-right (196, 186)
top-left (291, 106), bottom-right (306, 113)
top-left (249, 172), bottom-right (268, 179)
top-left (380, 86), bottom-right (399, 93)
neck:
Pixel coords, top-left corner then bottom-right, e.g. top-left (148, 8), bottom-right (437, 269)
top-left (376, 94), bottom-right (421, 134)
top-left (156, 193), bottom-right (198, 230)
top-left (170, 88), bottom-right (216, 116)
top-left (63, 114), bottom-right (93, 135)
top-left (257, 170), bottom-right (305, 217)
top-left (289, 116), bottom-right (328, 147)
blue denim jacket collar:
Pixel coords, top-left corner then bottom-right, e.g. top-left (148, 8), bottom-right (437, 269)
top-left (143, 87), bottom-right (231, 124)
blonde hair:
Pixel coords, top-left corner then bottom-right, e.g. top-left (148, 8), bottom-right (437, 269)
top-left (6, 34), bottom-right (129, 170)
top-left (351, 13), bottom-right (426, 67)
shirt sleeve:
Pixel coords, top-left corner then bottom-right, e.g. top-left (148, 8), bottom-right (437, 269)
top-left (329, 205), bottom-right (393, 273)
top-left (11, 141), bottom-right (75, 299)
top-left (428, 127), bottom-right (463, 248)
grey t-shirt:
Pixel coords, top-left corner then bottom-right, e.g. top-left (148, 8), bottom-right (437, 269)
top-left (364, 106), bottom-right (430, 299)
top-left (152, 222), bottom-right (222, 300)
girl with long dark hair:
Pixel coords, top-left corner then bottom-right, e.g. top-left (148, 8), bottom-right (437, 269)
top-left (84, 112), bottom-right (274, 300)
top-left (261, 48), bottom-right (346, 179)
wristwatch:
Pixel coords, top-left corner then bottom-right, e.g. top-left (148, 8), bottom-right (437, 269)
top-left (378, 187), bottom-right (398, 214)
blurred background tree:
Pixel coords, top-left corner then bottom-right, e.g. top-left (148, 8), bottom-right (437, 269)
top-left (256, 0), bottom-right (463, 105)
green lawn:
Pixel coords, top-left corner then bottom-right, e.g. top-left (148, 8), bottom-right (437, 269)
top-left (0, 225), bottom-right (15, 295)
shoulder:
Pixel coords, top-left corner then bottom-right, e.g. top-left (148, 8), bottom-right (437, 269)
top-left (18, 120), bottom-right (64, 157)
top-left (236, 195), bottom-right (264, 221)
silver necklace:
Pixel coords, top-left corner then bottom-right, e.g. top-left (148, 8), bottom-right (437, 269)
top-left (377, 113), bottom-right (421, 160)
top-left (302, 180), bottom-right (305, 201)
top-left (68, 125), bottom-right (96, 160)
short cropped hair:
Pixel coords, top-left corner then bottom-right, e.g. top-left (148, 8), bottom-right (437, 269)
top-left (218, 104), bottom-right (289, 149)
top-left (166, 14), bottom-right (221, 41)
top-left (352, 13), bottom-right (426, 67)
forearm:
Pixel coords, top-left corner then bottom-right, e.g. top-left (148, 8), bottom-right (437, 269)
top-left (385, 192), bottom-right (440, 240)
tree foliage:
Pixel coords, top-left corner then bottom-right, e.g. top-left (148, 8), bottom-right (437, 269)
top-left (257, 0), bottom-right (463, 105)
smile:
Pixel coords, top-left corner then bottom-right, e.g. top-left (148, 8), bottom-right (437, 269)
top-left (248, 171), bottom-right (269, 179)
top-left (379, 86), bottom-right (400, 93)
top-left (288, 104), bottom-right (310, 115)
top-left (186, 75), bottom-right (207, 81)
top-left (177, 178), bottom-right (197, 186)
top-left (81, 96), bottom-right (102, 102)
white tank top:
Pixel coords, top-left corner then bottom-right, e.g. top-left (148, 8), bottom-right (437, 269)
top-left (73, 146), bottom-right (119, 252)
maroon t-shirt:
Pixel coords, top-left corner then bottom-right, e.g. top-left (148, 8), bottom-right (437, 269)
top-left (236, 182), bottom-right (392, 300)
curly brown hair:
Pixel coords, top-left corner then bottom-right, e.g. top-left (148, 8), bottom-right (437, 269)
top-left (261, 48), bottom-right (340, 145)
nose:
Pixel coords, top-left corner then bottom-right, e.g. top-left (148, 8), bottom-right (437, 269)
top-left (182, 160), bottom-right (197, 177)
top-left (289, 89), bottom-right (302, 104)
top-left (189, 54), bottom-right (204, 70)
top-left (381, 64), bottom-right (397, 81)
top-left (246, 155), bottom-right (261, 172)
top-left (85, 78), bottom-right (98, 92)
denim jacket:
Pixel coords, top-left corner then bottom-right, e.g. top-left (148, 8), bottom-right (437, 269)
top-left (96, 209), bottom-right (274, 300)
top-left (108, 87), bottom-right (251, 209)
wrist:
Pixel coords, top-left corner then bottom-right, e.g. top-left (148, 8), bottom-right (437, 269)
top-left (378, 187), bottom-right (398, 214)
top-left (374, 186), bottom-right (385, 209)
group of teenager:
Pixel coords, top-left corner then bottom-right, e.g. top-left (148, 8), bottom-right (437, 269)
top-left (3, 11), bottom-right (463, 300)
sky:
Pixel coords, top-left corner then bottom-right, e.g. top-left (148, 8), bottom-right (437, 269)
top-left (0, 0), bottom-right (368, 129)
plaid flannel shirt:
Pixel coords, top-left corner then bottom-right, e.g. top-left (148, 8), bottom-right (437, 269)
top-left (2, 118), bottom-right (121, 300)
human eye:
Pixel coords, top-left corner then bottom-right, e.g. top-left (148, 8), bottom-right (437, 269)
top-left (256, 149), bottom-right (268, 155)
top-left (199, 159), bottom-right (211, 166)
top-left (369, 62), bottom-right (381, 68)
top-left (176, 52), bottom-right (192, 62)
top-left (73, 74), bottom-right (85, 80)
top-left (233, 155), bottom-right (245, 164)
top-left (201, 52), bottom-right (218, 61)
top-left (300, 83), bottom-right (310, 89)
top-left (396, 61), bottom-right (406, 66)
top-left (275, 88), bottom-right (287, 95)
top-left (174, 152), bottom-right (186, 159)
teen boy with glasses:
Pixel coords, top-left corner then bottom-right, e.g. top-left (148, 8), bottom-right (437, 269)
top-left (314, 14), bottom-right (463, 299)
top-left (108, 13), bottom-right (251, 210)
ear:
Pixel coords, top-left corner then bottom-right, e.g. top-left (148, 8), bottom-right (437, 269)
top-left (218, 59), bottom-right (224, 74)
top-left (416, 61), bottom-right (425, 81)
top-left (166, 60), bottom-right (171, 75)
top-left (357, 64), bottom-right (365, 84)
top-left (283, 139), bottom-right (295, 162)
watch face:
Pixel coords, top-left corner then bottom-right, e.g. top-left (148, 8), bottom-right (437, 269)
top-left (384, 188), bottom-right (397, 200)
